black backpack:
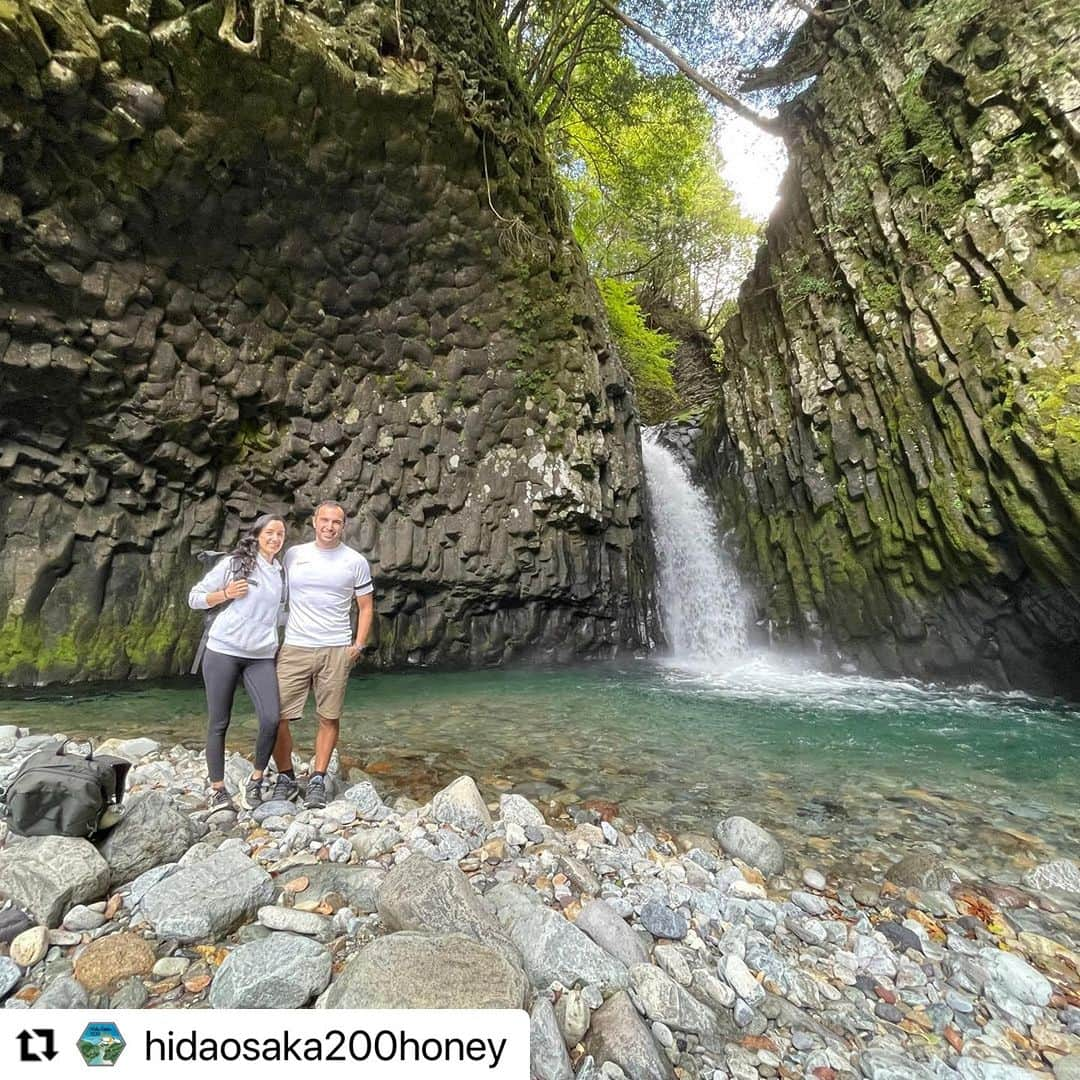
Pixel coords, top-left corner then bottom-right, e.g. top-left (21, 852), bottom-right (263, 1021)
top-left (0, 740), bottom-right (131, 838)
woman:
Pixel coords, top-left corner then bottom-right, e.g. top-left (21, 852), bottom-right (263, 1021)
top-left (188, 513), bottom-right (287, 811)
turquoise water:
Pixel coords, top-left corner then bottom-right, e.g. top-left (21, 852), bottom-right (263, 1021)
top-left (3, 655), bottom-right (1078, 879)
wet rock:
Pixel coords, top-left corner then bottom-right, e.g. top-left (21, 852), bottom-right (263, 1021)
top-left (320, 932), bottom-right (528, 1009)
top-left (210, 933), bottom-right (331, 1008)
top-left (884, 852), bottom-right (959, 892)
top-left (1022, 860), bottom-right (1080, 895)
top-left (714, 817), bottom-right (784, 876)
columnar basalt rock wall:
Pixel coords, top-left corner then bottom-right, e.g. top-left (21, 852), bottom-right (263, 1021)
top-left (0, 0), bottom-right (653, 684)
top-left (700, 0), bottom-right (1080, 694)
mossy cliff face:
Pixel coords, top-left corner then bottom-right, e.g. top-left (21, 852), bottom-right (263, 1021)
top-left (700, 0), bottom-right (1080, 695)
top-left (0, 0), bottom-right (652, 684)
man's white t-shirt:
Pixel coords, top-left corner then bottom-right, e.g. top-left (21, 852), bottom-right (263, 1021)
top-left (283, 541), bottom-right (373, 648)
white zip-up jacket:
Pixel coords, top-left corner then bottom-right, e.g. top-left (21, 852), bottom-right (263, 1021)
top-left (188, 554), bottom-right (284, 660)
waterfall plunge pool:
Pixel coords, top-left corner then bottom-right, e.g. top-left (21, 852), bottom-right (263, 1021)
top-left (2, 656), bottom-right (1077, 883)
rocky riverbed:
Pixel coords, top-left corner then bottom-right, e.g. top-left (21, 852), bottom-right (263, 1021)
top-left (0, 726), bottom-right (1077, 1080)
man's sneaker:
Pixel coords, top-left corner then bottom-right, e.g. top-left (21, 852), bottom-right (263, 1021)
top-left (304, 774), bottom-right (327, 810)
top-left (270, 772), bottom-right (299, 803)
top-left (239, 774), bottom-right (264, 810)
top-left (207, 787), bottom-right (236, 813)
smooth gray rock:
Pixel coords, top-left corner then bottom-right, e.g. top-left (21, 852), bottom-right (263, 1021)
top-left (98, 791), bottom-right (202, 886)
top-left (0, 907), bottom-right (34, 943)
top-left (714, 817), bottom-right (784, 877)
top-left (955, 1060), bottom-right (1045, 1080)
top-left (0, 836), bottom-right (110, 927)
top-left (210, 933), bottom-right (331, 1008)
top-left (582, 991), bottom-right (674, 1080)
top-left (573, 900), bottom-right (650, 967)
top-left (128, 864), bottom-right (176, 908)
top-left (256, 906), bottom-right (333, 940)
top-left (1053, 1054), bottom-right (1080, 1080)
top-left (859, 1048), bottom-right (944, 1079)
top-left (532, 997), bottom-right (574, 1080)
top-left (320, 932), bottom-right (528, 1009)
top-left (140, 847), bottom-right (274, 942)
top-left (253, 800), bottom-right (298, 822)
top-left (979, 947), bottom-right (1052, 1023)
top-left (376, 855), bottom-right (515, 956)
top-left (431, 776), bottom-right (492, 834)
top-left (638, 899), bottom-right (687, 941)
top-left (500, 794), bottom-right (546, 829)
top-left (32, 975), bottom-right (88, 1009)
top-left (276, 865), bottom-right (383, 913)
top-left (487, 884), bottom-right (628, 992)
top-left (628, 963), bottom-right (722, 1039)
top-left (1022, 860), bottom-right (1080, 895)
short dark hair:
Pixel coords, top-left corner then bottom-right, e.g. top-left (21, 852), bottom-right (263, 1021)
top-left (313, 500), bottom-right (346, 521)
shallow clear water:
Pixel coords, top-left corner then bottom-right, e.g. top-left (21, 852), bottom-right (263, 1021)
top-left (2, 655), bottom-right (1078, 881)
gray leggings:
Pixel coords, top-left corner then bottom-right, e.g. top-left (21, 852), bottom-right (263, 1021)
top-left (201, 648), bottom-right (280, 782)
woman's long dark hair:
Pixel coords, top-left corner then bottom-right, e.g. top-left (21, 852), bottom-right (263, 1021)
top-left (228, 513), bottom-right (285, 580)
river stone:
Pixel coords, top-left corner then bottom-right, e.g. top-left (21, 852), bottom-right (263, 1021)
top-left (95, 737), bottom-right (160, 760)
top-left (431, 775), bottom-right (492, 834)
top-left (1022, 860), bottom-right (1080, 895)
top-left (487, 883), bottom-right (628, 992)
top-left (628, 963), bottom-right (721, 1039)
top-left (376, 854), bottom-right (514, 953)
top-left (803, 868), bottom-right (827, 891)
top-left (152, 957), bottom-right (190, 978)
top-left (573, 900), bottom-right (650, 967)
top-left (320, 932), bottom-right (528, 1009)
top-left (63, 904), bottom-right (106, 931)
top-left (884, 852), bottom-right (959, 892)
top-left (0, 836), bottom-right (110, 926)
top-left (955, 1061), bottom-right (1045, 1080)
top-left (639, 899), bottom-right (688, 941)
top-left (110, 978), bottom-right (149, 1009)
top-left (253, 800), bottom-right (298, 822)
top-left (73, 931), bottom-right (155, 991)
top-left (500, 793), bottom-right (546, 829)
top-left (276, 865), bottom-right (383, 912)
top-left (97, 791), bottom-right (202, 885)
top-left (342, 782), bottom-right (385, 818)
top-left (0, 957), bottom-right (19, 999)
top-left (351, 824), bottom-right (401, 860)
top-left (32, 975), bottom-right (87, 1009)
top-left (859, 1048), bottom-right (942, 1079)
top-left (257, 906), bottom-right (332, 940)
top-left (720, 952), bottom-right (765, 1006)
top-left (714, 817), bottom-right (784, 877)
top-left (1053, 1055), bottom-right (1080, 1080)
top-left (556, 988), bottom-right (590, 1046)
top-left (583, 990), bottom-right (675, 1080)
top-left (10, 926), bottom-right (49, 968)
top-left (0, 907), bottom-right (34, 943)
top-left (140, 847), bottom-right (274, 942)
top-left (531, 996), bottom-right (574, 1080)
top-left (979, 947), bottom-right (1052, 1021)
top-left (210, 933), bottom-right (331, 1009)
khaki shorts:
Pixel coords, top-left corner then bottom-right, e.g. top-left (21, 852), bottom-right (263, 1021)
top-left (277, 644), bottom-right (351, 721)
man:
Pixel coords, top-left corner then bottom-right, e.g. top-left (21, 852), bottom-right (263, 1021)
top-left (270, 500), bottom-right (374, 808)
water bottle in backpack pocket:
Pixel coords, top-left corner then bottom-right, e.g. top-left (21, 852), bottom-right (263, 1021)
top-left (0, 740), bottom-right (131, 838)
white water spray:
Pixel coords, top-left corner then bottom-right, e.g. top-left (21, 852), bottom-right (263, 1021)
top-left (643, 432), bottom-right (751, 663)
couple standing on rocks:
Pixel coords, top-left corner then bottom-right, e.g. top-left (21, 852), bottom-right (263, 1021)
top-left (187, 500), bottom-right (374, 814)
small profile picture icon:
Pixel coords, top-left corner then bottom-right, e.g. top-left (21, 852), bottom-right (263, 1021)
top-left (77, 1022), bottom-right (126, 1067)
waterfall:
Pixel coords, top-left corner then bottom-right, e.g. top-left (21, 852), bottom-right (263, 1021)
top-left (643, 431), bottom-right (750, 663)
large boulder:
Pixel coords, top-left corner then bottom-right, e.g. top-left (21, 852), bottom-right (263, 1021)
top-left (320, 932), bottom-right (528, 1010)
top-left (376, 855), bottom-right (514, 957)
top-left (583, 991), bottom-right (674, 1080)
top-left (0, 836), bottom-right (110, 926)
top-left (139, 847), bottom-right (274, 942)
top-left (486, 883), bottom-right (628, 992)
top-left (97, 791), bottom-right (203, 885)
top-left (210, 933), bottom-right (332, 1008)
top-left (714, 817), bottom-right (784, 877)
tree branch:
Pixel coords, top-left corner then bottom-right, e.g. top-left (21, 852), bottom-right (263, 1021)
top-left (596, 0), bottom-right (782, 134)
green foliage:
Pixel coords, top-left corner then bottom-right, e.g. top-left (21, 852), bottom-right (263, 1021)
top-left (598, 278), bottom-right (678, 422)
